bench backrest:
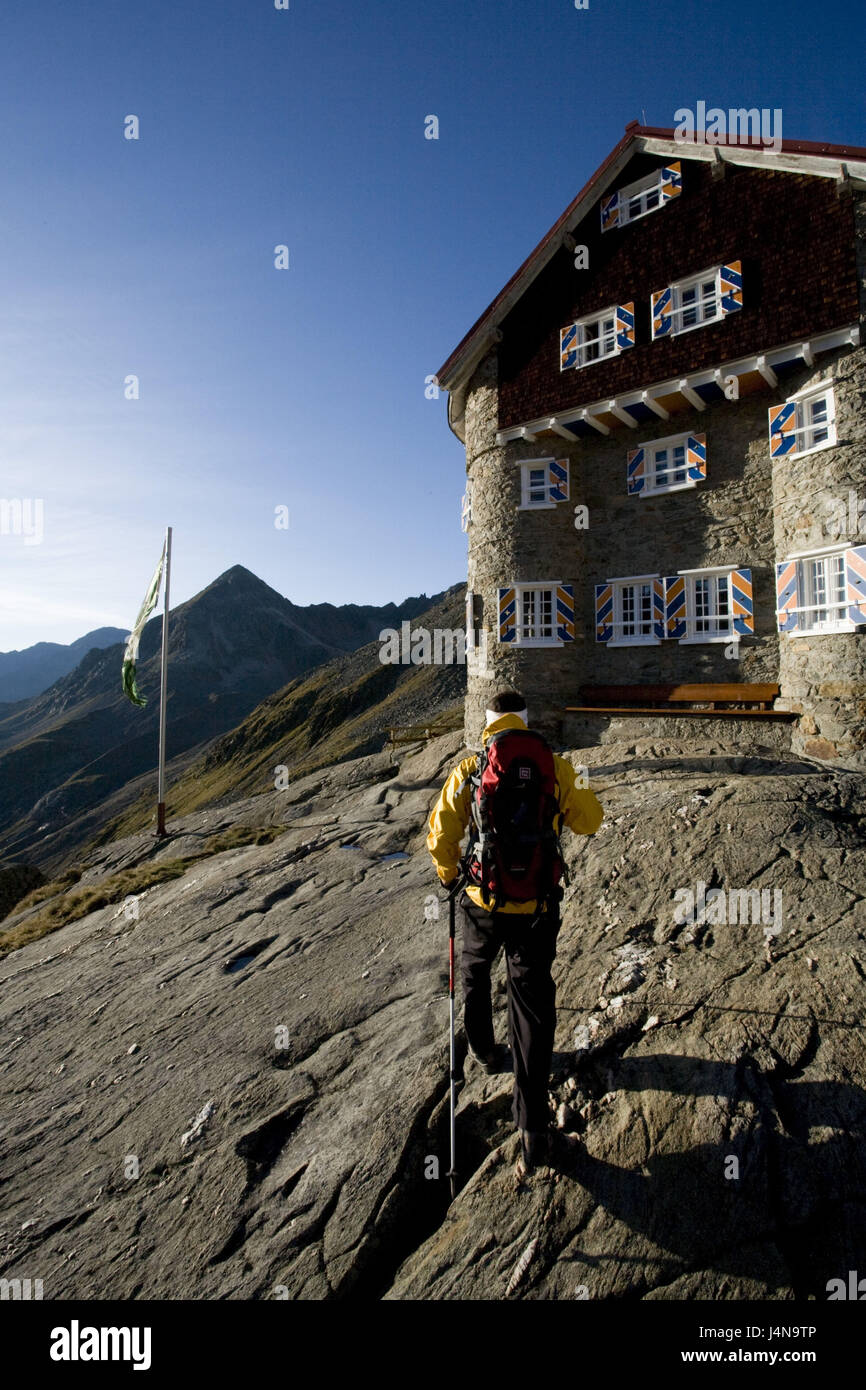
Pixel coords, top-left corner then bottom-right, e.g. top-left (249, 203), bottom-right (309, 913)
top-left (580, 683), bottom-right (780, 704)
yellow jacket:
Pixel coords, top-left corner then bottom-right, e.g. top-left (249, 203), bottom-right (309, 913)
top-left (426, 713), bottom-right (604, 913)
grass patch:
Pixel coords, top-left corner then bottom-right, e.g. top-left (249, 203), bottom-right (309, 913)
top-left (0, 823), bottom-right (287, 961)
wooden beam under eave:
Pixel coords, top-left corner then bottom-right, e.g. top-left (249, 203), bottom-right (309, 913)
top-left (519, 427), bottom-right (538, 442)
top-left (606, 401), bottom-right (639, 428)
top-left (581, 411), bottom-right (610, 436)
top-left (547, 418), bottom-right (577, 440)
top-left (678, 379), bottom-right (707, 412)
top-left (641, 391), bottom-right (670, 421)
top-left (756, 356), bottom-right (778, 388)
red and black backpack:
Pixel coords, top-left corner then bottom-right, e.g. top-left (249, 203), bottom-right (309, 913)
top-left (460, 728), bottom-right (567, 912)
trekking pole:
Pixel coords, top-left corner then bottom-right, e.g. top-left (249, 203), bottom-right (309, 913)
top-left (446, 873), bottom-right (465, 1202)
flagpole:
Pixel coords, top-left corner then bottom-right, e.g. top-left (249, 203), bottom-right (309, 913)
top-left (156, 526), bottom-right (172, 837)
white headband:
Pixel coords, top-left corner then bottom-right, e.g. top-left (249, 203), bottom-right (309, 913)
top-left (486, 708), bottom-right (528, 726)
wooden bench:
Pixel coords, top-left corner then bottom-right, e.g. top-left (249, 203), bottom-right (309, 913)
top-left (387, 710), bottom-right (465, 749)
top-left (566, 683), bottom-right (796, 720)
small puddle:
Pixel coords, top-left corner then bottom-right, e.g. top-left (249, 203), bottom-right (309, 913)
top-left (380, 852), bottom-right (410, 863)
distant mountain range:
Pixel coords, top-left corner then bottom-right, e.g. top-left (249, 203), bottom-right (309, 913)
top-left (0, 565), bottom-right (457, 872)
top-left (0, 627), bottom-right (129, 703)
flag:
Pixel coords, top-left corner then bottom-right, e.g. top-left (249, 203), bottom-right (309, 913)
top-left (122, 542), bottom-right (166, 707)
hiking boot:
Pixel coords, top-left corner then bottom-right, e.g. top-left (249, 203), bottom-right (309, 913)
top-left (518, 1128), bottom-right (552, 1172)
top-left (467, 1043), bottom-right (511, 1075)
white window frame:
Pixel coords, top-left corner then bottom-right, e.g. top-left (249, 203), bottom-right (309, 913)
top-left (677, 566), bottom-right (736, 644)
top-left (641, 431), bottom-right (700, 496)
top-left (570, 305), bottom-right (620, 369)
top-left (519, 459), bottom-right (557, 510)
top-left (617, 169), bottom-right (665, 226)
top-left (774, 380), bottom-right (837, 460)
top-left (606, 574), bottom-right (661, 646)
top-left (782, 546), bottom-right (853, 636)
top-left (512, 581), bottom-right (562, 647)
top-left (663, 266), bottom-right (725, 338)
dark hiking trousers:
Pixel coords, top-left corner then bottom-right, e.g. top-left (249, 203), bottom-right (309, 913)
top-left (457, 890), bottom-right (561, 1132)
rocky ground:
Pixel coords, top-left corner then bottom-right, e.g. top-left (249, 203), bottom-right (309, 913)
top-left (0, 731), bottom-right (863, 1300)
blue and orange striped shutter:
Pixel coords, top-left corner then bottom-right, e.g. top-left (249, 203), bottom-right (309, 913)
top-left (627, 446), bottom-right (645, 495)
top-left (600, 192), bottom-right (620, 232)
top-left (660, 162), bottom-right (682, 201)
top-left (687, 434), bottom-right (707, 482)
top-left (768, 402), bottom-right (798, 458)
top-left (730, 568), bottom-right (754, 636)
top-left (846, 546), bottom-right (866, 625)
top-left (616, 303), bottom-right (635, 350)
top-left (594, 584), bottom-right (613, 643)
top-left (556, 584), bottom-right (575, 642)
top-left (549, 459), bottom-right (569, 502)
top-left (720, 261), bottom-right (743, 315)
top-left (665, 575), bottom-right (686, 638)
top-left (498, 587), bottom-right (516, 643)
top-left (653, 578), bottom-right (666, 640)
top-left (560, 323), bottom-right (578, 371)
top-left (652, 287), bottom-right (672, 338)
top-left (775, 560), bottom-right (799, 631)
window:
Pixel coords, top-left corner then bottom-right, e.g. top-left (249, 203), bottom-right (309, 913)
top-left (652, 261), bottom-right (742, 339)
top-left (613, 578), bottom-right (659, 645)
top-left (518, 458), bottom-right (569, 508)
top-left (600, 163), bottom-right (682, 231)
top-left (768, 383), bottom-right (837, 460)
top-left (561, 304), bottom-right (634, 371)
top-left (460, 481), bottom-right (473, 531)
top-left (628, 432), bottom-right (706, 496)
top-left (776, 547), bottom-right (856, 635)
top-left (499, 582), bottom-right (575, 646)
top-left (690, 573), bottom-right (730, 638)
top-left (595, 576), bottom-right (664, 644)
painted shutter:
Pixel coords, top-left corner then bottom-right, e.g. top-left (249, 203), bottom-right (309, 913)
top-left (560, 322), bottom-right (578, 371)
top-left (660, 161), bottom-right (682, 201)
top-left (665, 574), bottom-right (686, 639)
top-left (616, 302), bottom-right (635, 350)
top-left (775, 560), bottom-right (799, 632)
top-left (720, 260), bottom-right (743, 315)
top-left (846, 545), bottom-right (866, 625)
top-left (594, 583), bottom-right (613, 643)
top-left (600, 192), bottom-right (619, 232)
top-left (627, 446), bottom-right (645, 496)
top-left (556, 584), bottom-right (575, 642)
top-left (768, 402), bottom-right (798, 458)
top-left (686, 433), bottom-right (707, 482)
top-left (498, 587), bottom-right (516, 643)
top-left (730, 568), bottom-right (754, 636)
top-left (653, 577), bottom-right (666, 640)
top-left (652, 287), bottom-right (672, 338)
top-left (549, 459), bottom-right (569, 502)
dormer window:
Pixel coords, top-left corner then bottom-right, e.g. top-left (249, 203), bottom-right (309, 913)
top-left (600, 162), bottom-right (682, 231)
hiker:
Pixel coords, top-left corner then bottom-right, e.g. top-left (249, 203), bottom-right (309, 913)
top-left (427, 689), bottom-right (604, 1175)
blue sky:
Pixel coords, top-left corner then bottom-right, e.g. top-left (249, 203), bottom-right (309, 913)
top-left (0, 0), bottom-right (862, 648)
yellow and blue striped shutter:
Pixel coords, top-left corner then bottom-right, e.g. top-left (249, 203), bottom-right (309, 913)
top-left (594, 583), bottom-right (613, 643)
top-left (652, 287), bottom-right (672, 338)
top-left (665, 575), bottom-right (686, 639)
top-left (660, 161), bottom-right (682, 201)
top-left (653, 578), bottom-right (666, 640)
top-left (720, 260), bottom-right (743, 315)
top-left (768, 402), bottom-right (798, 458)
top-left (600, 191), bottom-right (620, 232)
top-left (775, 560), bottom-right (799, 631)
top-left (627, 446), bottom-right (645, 495)
top-left (730, 568), bottom-right (754, 636)
top-left (556, 584), bottom-right (575, 642)
top-left (846, 545), bottom-right (866, 625)
top-left (616, 302), bottom-right (635, 350)
top-left (498, 587), bottom-right (516, 643)
top-left (549, 459), bottom-right (569, 502)
top-left (686, 434), bottom-right (707, 482)
top-left (560, 323), bottom-right (578, 371)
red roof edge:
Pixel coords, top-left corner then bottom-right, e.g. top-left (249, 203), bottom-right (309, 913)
top-left (436, 122), bottom-right (866, 387)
